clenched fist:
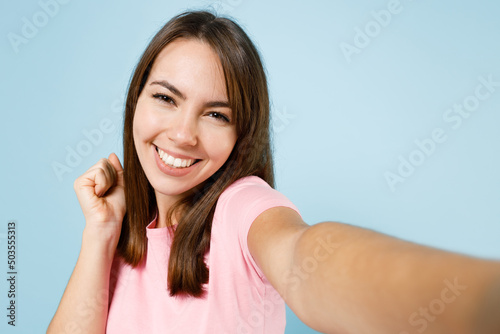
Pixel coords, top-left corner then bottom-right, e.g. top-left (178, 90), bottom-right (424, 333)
top-left (74, 153), bottom-right (125, 246)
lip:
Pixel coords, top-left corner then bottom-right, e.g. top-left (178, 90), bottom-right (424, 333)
top-left (153, 145), bottom-right (200, 177)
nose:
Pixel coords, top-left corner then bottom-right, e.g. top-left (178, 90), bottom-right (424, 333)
top-left (168, 110), bottom-right (198, 147)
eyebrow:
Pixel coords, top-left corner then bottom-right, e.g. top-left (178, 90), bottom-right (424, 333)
top-left (150, 80), bottom-right (231, 109)
top-left (150, 80), bottom-right (186, 100)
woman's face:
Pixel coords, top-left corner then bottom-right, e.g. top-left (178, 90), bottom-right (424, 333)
top-left (133, 38), bottom-right (237, 207)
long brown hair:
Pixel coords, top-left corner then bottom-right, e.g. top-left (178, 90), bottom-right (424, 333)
top-left (118, 11), bottom-right (274, 297)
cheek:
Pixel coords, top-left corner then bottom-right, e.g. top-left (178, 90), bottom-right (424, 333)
top-left (133, 105), bottom-right (158, 143)
top-left (200, 128), bottom-right (234, 164)
top-left (132, 110), bottom-right (159, 166)
top-left (212, 130), bottom-right (237, 162)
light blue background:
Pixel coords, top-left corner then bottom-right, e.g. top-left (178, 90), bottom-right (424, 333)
top-left (1, 0), bottom-right (499, 333)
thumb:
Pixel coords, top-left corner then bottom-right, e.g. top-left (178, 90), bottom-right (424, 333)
top-left (108, 153), bottom-right (124, 186)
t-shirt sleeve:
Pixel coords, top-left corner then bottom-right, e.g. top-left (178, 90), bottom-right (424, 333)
top-left (215, 176), bottom-right (301, 281)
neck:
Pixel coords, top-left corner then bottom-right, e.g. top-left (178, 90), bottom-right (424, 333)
top-left (154, 191), bottom-right (184, 228)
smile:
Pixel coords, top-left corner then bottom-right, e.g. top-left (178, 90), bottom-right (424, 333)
top-left (156, 146), bottom-right (198, 168)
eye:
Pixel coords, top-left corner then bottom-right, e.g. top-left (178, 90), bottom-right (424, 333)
top-left (207, 111), bottom-right (230, 123)
top-left (152, 93), bottom-right (175, 105)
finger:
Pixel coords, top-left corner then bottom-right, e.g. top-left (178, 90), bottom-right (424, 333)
top-left (94, 166), bottom-right (113, 197)
top-left (74, 166), bottom-right (109, 200)
top-left (88, 159), bottom-right (115, 189)
top-left (107, 153), bottom-right (124, 187)
top-left (92, 158), bottom-right (117, 197)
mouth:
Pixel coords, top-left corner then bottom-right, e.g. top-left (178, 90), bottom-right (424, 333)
top-left (155, 146), bottom-right (200, 168)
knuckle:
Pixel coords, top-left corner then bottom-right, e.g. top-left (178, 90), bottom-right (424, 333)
top-left (95, 168), bottom-right (109, 182)
top-left (96, 166), bottom-right (106, 175)
top-left (97, 158), bottom-right (108, 168)
top-left (73, 174), bottom-right (85, 188)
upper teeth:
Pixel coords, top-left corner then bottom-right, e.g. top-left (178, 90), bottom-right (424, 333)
top-left (157, 147), bottom-right (196, 168)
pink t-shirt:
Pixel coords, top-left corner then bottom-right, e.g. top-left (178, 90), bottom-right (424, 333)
top-left (106, 176), bottom-right (300, 333)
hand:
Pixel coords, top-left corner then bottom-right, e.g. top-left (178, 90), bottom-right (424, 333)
top-left (74, 153), bottom-right (126, 243)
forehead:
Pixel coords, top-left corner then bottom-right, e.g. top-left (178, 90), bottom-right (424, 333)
top-left (148, 38), bottom-right (227, 99)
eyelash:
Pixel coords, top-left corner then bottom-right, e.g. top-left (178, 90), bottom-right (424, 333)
top-left (151, 93), bottom-right (230, 123)
top-left (207, 112), bottom-right (230, 123)
top-left (152, 93), bottom-right (175, 105)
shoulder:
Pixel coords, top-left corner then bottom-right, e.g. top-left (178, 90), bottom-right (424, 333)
top-left (221, 175), bottom-right (271, 195)
top-left (218, 175), bottom-right (293, 209)
top-left (213, 175), bottom-right (301, 243)
top-left (212, 176), bottom-right (303, 281)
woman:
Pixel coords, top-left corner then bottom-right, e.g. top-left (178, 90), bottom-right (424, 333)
top-left (48, 10), bottom-right (500, 334)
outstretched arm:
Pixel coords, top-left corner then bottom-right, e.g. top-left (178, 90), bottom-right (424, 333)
top-left (248, 207), bottom-right (500, 334)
